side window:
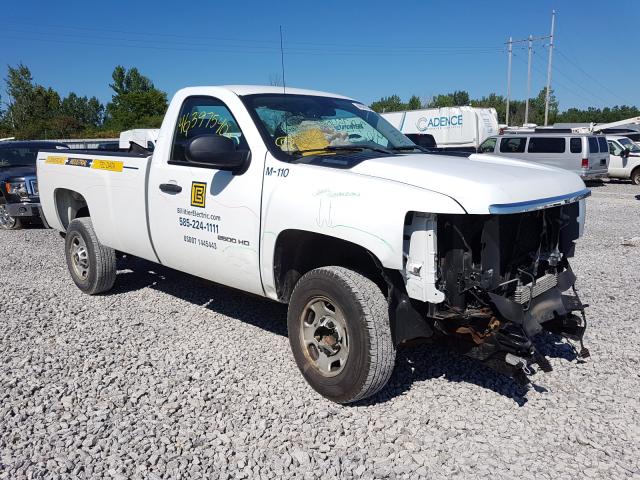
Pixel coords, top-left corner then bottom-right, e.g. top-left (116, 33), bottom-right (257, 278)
top-left (171, 96), bottom-right (249, 162)
top-left (570, 138), bottom-right (582, 153)
top-left (527, 137), bottom-right (566, 153)
top-left (588, 137), bottom-right (599, 155)
top-left (597, 137), bottom-right (608, 153)
top-left (608, 141), bottom-right (622, 156)
top-left (499, 137), bottom-right (526, 153)
top-left (479, 137), bottom-right (497, 153)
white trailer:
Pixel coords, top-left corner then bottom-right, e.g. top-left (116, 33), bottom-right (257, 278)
top-left (382, 106), bottom-right (499, 150)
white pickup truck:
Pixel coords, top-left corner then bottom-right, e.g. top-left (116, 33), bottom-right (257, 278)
top-left (37, 86), bottom-right (591, 403)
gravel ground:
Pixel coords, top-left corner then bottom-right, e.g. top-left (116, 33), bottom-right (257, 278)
top-left (1, 180), bottom-right (639, 480)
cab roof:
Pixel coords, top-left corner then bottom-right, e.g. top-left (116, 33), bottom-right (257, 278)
top-left (183, 85), bottom-right (354, 100)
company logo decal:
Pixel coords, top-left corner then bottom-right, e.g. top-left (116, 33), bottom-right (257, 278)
top-left (191, 182), bottom-right (207, 208)
top-left (417, 114), bottom-right (464, 131)
top-left (66, 157), bottom-right (92, 168)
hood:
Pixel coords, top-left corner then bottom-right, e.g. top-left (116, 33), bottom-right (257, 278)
top-left (350, 153), bottom-right (587, 214)
top-left (0, 165), bottom-right (37, 180)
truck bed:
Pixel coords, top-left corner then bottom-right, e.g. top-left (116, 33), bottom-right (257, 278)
top-left (36, 149), bottom-right (157, 262)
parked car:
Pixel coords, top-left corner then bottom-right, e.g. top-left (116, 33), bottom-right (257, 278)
top-left (478, 132), bottom-right (609, 181)
top-left (0, 141), bottom-right (69, 229)
top-left (606, 135), bottom-right (640, 185)
top-left (37, 85), bottom-right (590, 403)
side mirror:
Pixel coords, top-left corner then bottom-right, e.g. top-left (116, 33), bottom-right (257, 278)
top-left (621, 147), bottom-right (630, 158)
top-left (185, 134), bottom-right (250, 174)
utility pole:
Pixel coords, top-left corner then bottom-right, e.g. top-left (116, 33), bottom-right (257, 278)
top-left (506, 36), bottom-right (513, 126)
top-left (524, 35), bottom-right (533, 125)
top-left (544, 10), bottom-right (556, 126)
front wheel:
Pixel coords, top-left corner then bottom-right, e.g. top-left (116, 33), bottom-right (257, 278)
top-left (287, 266), bottom-right (396, 403)
top-left (65, 218), bottom-right (116, 294)
top-left (0, 203), bottom-right (22, 230)
top-left (631, 168), bottom-right (640, 186)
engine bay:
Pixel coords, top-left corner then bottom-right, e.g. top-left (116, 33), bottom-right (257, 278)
top-left (401, 203), bottom-right (589, 385)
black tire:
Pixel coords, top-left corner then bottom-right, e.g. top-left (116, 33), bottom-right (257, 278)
top-left (631, 168), bottom-right (640, 186)
top-left (287, 266), bottom-right (395, 403)
top-left (65, 218), bottom-right (116, 294)
top-left (0, 203), bottom-right (22, 230)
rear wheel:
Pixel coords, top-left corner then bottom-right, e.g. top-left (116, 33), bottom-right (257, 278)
top-left (0, 203), bottom-right (22, 230)
top-left (631, 167), bottom-right (640, 186)
top-left (287, 266), bottom-right (395, 403)
top-left (65, 218), bottom-right (116, 294)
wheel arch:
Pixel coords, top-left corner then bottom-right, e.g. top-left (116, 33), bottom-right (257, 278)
top-left (272, 229), bottom-right (390, 303)
top-left (54, 188), bottom-right (90, 230)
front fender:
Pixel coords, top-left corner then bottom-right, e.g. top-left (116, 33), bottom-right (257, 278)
top-left (259, 161), bottom-right (465, 299)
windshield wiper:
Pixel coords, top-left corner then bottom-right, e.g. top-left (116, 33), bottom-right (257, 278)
top-left (389, 145), bottom-right (429, 152)
top-left (291, 145), bottom-right (392, 156)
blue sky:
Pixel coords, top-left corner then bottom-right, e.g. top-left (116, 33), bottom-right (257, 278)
top-left (1, 0), bottom-right (638, 110)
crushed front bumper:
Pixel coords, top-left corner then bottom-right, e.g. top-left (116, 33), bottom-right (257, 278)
top-left (480, 268), bottom-right (589, 385)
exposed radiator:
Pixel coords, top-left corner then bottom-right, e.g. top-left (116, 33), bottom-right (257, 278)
top-left (513, 273), bottom-right (558, 304)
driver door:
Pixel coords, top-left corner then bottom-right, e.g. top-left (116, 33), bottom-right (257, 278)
top-left (147, 95), bottom-right (264, 295)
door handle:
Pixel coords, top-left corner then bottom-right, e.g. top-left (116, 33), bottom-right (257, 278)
top-left (159, 183), bottom-right (182, 194)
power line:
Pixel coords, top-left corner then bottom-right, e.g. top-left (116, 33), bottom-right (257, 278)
top-left (554, 48), bottom-right (634, 105)
top-left (1, 20), bottom-right (504, 53)
top-left (0, 32), bottom-right (504, 57)
top-left (513, 52), bottom-right (599, 107)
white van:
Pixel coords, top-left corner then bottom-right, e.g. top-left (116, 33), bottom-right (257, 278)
top-left (606, 135), bottom-right (640, 185)
top-left (478, 133), bottom-right (609, 181)
top-left (382, 106), bottom-right (499, 151)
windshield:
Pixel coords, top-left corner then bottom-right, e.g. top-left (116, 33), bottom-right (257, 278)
top-left (618, 137), bottom-right (640, 152)
top-left (243, 94), bottom-right (416, 158)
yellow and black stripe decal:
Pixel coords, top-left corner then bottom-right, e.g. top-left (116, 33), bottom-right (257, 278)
top-left (45, 156), bottom-right (124, 172)
top-left (92, 159), bottom-right (124, 172)
top-left (45, 156), bottom-right (66, 165)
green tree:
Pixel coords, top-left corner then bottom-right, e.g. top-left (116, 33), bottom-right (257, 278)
top-left (109, 66), bottom-right (154, 96)
top-left (471, 93), bottom-right (507, 123)
top-left (428, 90), bottom-right (470, 108)
top-left (370, 94), bottom-right (405, 113)
top-left (556, 105), bottom-right (640, 123)
top-left (528, 88), bottom-right (558, 125)
top-left (105, 66), bottom-right (168, 130)
top-left (370, 94), bottom-right (422, 112)
top-left (407, 95), bottom-right (422, 110)
top-left (4, 64), bottom-right (63, 138)
top-left (60, 93), bottom-right (103, 128)
top-left (0, 92), bottom-right (8, 137)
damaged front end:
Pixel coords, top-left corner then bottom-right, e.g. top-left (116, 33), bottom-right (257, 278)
top-left (400, 194), bottom-right (590, 386)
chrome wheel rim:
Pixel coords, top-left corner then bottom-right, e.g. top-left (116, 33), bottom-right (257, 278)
top-left (69, 233), bottom-right (90, 280)
top-left (300, 296), bottom-right (349, 377)
top-left (0, 205), bottom-right (15, 229)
